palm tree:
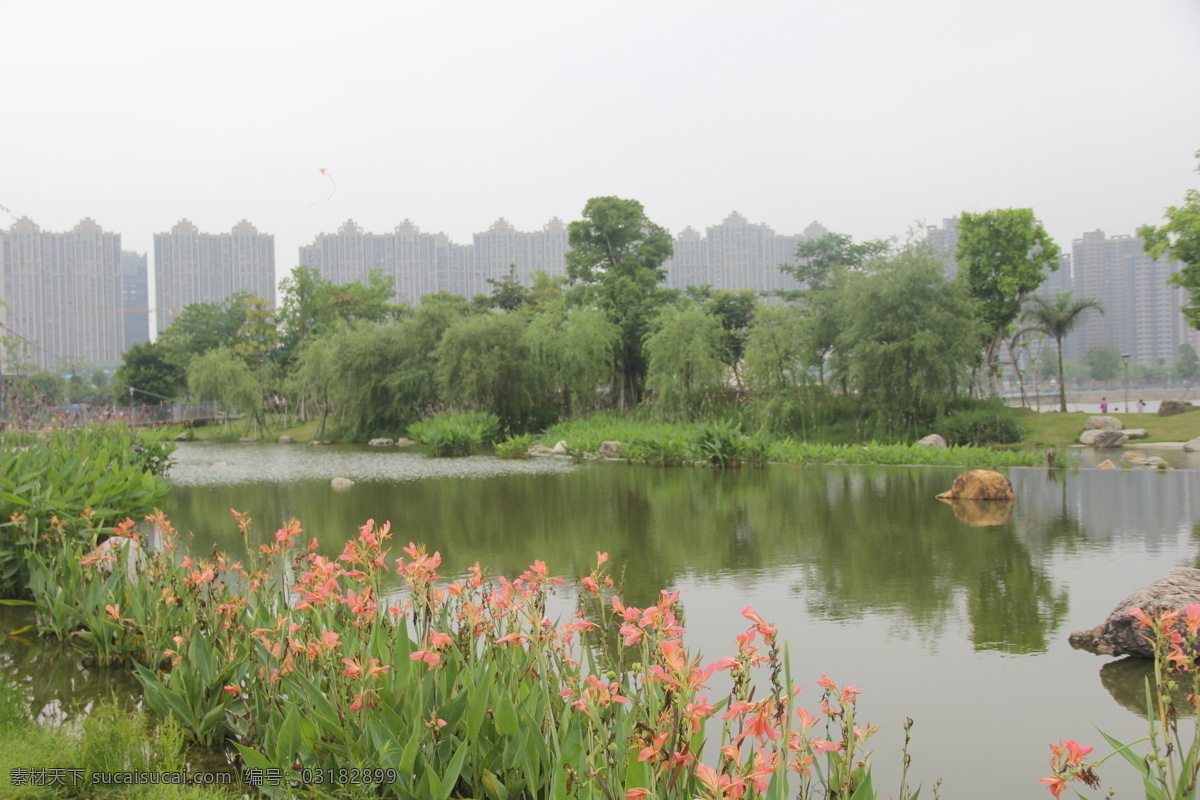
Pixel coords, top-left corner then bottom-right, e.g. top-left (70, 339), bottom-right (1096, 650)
top-left (1022, 292), bottom-right (1104, 412)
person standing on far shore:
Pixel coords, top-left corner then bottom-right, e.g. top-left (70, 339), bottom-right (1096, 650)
top-left (1137, 399), bottom-right (1146, 413)
top-left (1100, 397), bottom-right (1108, 414)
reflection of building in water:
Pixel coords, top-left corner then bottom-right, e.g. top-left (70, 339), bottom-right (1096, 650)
top-left (1011, 468), bottom-right (1200, 555)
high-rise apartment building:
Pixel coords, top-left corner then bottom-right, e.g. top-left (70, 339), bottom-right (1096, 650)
top-left (1067, 230), bottom-right (1200, 364)
top-left (0, 217), bottom-right (125, 369)
top-left (661, 213), bottom-right (820, 293)
top-left (121, 251), bottom-right (150, 349)
top-left (299, 218), bottom-right (568, 304)
top-left (154, 219), bottom-right (275, 334)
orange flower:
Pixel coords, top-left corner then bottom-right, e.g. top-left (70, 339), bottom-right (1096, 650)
top-left (1040, 776), bottom-right (1067, 798)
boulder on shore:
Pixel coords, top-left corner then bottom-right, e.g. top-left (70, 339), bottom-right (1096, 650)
top-left (1097, 459), bottom-right (1117, 469)
top-left (1069, 567), bottom-right (1200, 657)
top-left (395, 438), bottom-right (417, 447)
top-left (1184, 437), bottom-right (1200, 453)
top-left (1094, 430), bottom-right (1129, 448)
top-left (278, 436), bottom-right (296, 444)
top-left (936, 470), bottom-right (1014, 501)
top-left (916, 434), bottom-right (947, 449)
top-left (368, 438), bottom-right (394, 447)
top-left (1159, 400), bottom-right (1190, 416)
top-left (331, 477), bottom-right (354, 489)
top-left (1085, 415), bottom-right (1124, 431)
top-left (599, 441), bottom-right (625, 458)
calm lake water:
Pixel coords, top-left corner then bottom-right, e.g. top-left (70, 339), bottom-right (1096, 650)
top-left (9, 442), bottom-right (1200, 797)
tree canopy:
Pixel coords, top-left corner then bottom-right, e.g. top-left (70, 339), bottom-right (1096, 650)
top-left (1143, 151), bottom-right (1200, 329)
top-left (956, 209), bottom-right (1061, 393)
top-left (565, 196), bottom-right (673, 407)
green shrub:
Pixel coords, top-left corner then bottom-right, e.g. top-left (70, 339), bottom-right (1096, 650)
top-left (495, 433), bottom-right (534, 459)
top-left (407, 410), bottom-right (502, 457)
top-left (690, 420), bottom-right (744, 468)
top-left (0, 428), bottom-right (173, 599)
top-left (937, 402), bottom-right (1023, 446)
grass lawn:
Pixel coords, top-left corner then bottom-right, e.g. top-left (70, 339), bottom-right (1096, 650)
top-left (176, 416), bottom-right (326, 443)
top-left (1016, 405), bottom-right (1200, 447)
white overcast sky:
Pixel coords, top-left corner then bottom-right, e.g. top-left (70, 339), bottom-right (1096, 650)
top-left (3, 0), bottom-right (1199, 271)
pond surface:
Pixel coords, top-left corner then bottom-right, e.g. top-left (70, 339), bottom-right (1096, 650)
top-left (10, 442), bottom-right (1200, 797)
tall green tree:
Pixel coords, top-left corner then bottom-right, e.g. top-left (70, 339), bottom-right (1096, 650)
top-left (435, 313), bottom-right (551, 429)
top-left (486, 266), bottom-right (531, 312)
top-left (1083, 345), bottom-right (1123, 383)
top-left (776, 231), bottom-right (889, 385)
top-left (114, 341), bottom-right (184, 404)
top-left (1020, 292), bottom-right (1103, 411)
top-left (683, 287), bottom-right (758, 385)
top-left (778, 232), bottom-right (891, 300)
top-left (155, 293), bottom-right (254, 369)
top-left (524, 306), bottom-right (617, 416)
top-left (1176, 342), bottom-right (1199, 381)
top-left (644, 305), bottom-right (728, 408)
top-left (1143, 151), bottom-right (1200, 328)
top-left (565, 196), bottom-right (674, 408)
top-left (956, 209), bottom-right (1061, 394)
top-left (835, 246), bottom-right (981, 430)
top-left (187, 347), bottom-right (260, 432)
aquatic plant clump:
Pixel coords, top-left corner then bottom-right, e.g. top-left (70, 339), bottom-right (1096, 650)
top-left (28, 511), bottom-right (934, 800)
top-left (541, 416), bottom-right (1045, 468)
top-left (407, 410), bottom-right (502, 457)
top-left (0, 427), bottom-right (173, 599)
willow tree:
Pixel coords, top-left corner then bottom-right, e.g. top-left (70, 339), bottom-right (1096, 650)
top-left (644, 305), bottom-right (727, 408)
top-left (565, 197), bottom-right (673, 408)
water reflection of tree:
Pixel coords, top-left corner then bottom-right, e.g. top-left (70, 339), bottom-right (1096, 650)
top-left (168, 463), bottom-right (1081, 653)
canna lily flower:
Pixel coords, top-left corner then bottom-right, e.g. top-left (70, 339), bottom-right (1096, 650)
top-left (1063, 739), bottom-right (1094, 765)
top-left (624, 791), bottom-right (651, 799)
top-left (428, 630), bottom-right (453, 648)
top-left (222, 685), bottom-right (240, 697)
top-left (410, 649), bottom-right (440, 667)
top-left (1040, 776), bottom-right (1067, 798)
top-left (341, 658), bottom-right (362, 679)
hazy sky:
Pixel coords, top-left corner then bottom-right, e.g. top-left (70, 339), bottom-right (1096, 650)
top-left (3, 0), bottom-right (1199, 270)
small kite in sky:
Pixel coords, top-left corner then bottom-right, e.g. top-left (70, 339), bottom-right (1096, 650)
top-left (307, 168), bottom-right (337, 213)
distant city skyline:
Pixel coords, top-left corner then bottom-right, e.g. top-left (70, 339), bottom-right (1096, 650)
top-left (5, 209), bottom-right (1198, 371)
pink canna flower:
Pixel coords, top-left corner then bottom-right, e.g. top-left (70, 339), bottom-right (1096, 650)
top-left (428, 631), bottom-right (453, 648)
top-left (223, 685), bottom-right (240, 697)
top-left (341, 658), bottom-right (362, 679)
top-left (410, 649), bottom-right (440, 667)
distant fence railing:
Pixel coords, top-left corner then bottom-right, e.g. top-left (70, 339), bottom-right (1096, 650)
top-left (0, 401), bottom-right (228, 429)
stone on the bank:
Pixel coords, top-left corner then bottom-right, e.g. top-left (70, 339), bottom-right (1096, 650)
top-left (1093, 431), bottom-right (1128, 448)
top-left (173, 432), bottom-right (190, 442)
top-left (916, 434), bottom-right (947, 449)
top-left (1085, 415), bottom-right (1124, 431)
top-left (1069, 567), bottom-right (1200, 657)
top-left (368, 438), bottom-right (394, 447)
top-left (1124, 429), bottom-right (1148, 439)
top-left (599, 441), bottom-right (625, 458)
top-left (1121, 452), bottom-right (1148, 465)
top-left (278, 436), bottom-right (296, 444)
top-left (550, 440), bottom-right (569, 455)
top-left (529, 444), bottom-right (557, 455)
top-left (395, 438), bottom-right (417, 447)
top-left (936, 470), bottom-right (1015, 501)
top-left (1097, 459), bottom-right (1117, 469)
top-left (1079, 430), bottom-right (1104, 445)
top-left (1184, 437), bottom-right (1200, 452)
top-left (331, 477), bottom-right (354, 489)
top-left (1159, 400), bottom-right (1190, 416)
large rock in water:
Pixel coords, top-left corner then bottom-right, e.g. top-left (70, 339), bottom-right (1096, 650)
top-left (917, 434), bottom-right (947, 449)
top-left (1085, 415), bottom-right (1124, 431)
top-left (1069, 567), bottom-right (1200, 657)
top-left (936, 470), bottom-right (1014, 501)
